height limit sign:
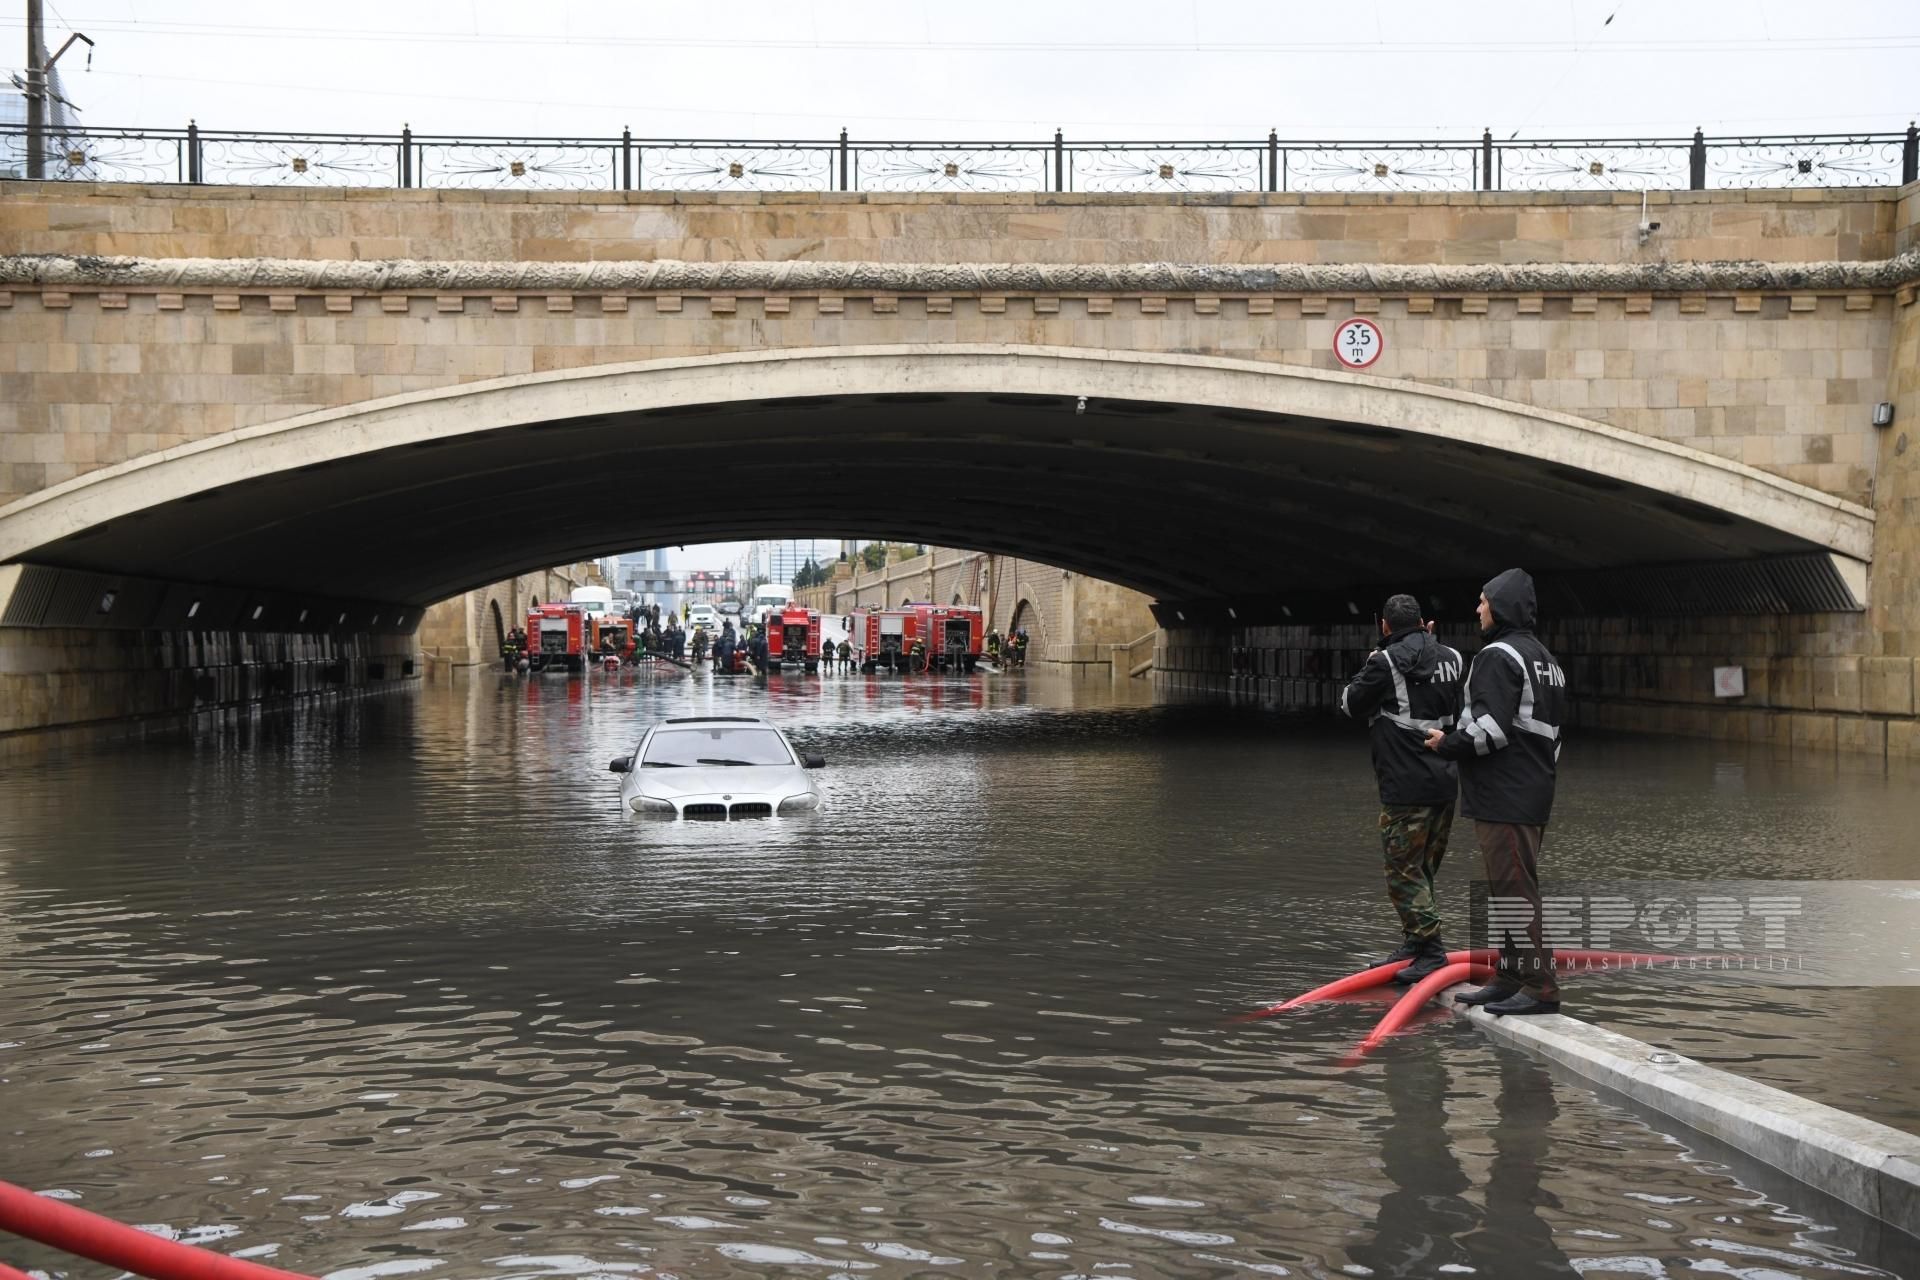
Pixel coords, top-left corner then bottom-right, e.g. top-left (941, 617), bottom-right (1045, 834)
top-left (1333, 318), bottom-right (1383, 369)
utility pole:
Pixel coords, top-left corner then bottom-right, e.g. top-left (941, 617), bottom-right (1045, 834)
top-left (22, 0), bottom-right (92, 181)
top-left (24, 0), bottom-right (46, 179)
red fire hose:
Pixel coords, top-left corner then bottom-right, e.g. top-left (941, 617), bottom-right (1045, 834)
top-left (1353, 961), bottom-right (1496, 1056)
top-left (0, 1180), bottom-right (315, 1280)
top-left (1236, 947), bottom-right (1681, 1021)
top-left (1, 1260), bottom-right (39, 1280)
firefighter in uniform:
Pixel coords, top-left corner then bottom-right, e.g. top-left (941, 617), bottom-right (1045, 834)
top-left (1339, 593), bottom-right (1465, 985)
top-left (1425, 568), bottom-right (1568, 1017)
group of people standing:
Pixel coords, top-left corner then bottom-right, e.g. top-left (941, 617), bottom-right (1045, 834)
top-left (1339, 568), bottom-right (1568, 1018)
top-left (984, 629), bottom-right (1029, 667)
top-left (622, 602), bottom-right (687, 661)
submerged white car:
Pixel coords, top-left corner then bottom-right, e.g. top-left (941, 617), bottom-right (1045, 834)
top-left (609, 716), bottom-right (824, 819)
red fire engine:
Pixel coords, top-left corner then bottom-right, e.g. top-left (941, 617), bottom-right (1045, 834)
top-left (918, 604), bottom-right (984, 672)
top-left (858, 604), bottom-right (984, 673)
top-left (526, 603), bottom-right (589, 673)
top-left (589, 613), bottom-right (634, 668)
top-left (766, 605), bottom-right (823, 673)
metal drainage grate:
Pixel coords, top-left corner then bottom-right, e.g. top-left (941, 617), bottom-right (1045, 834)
top-left (683, 803), bottom-right (727, 820)
top-left (729, 803), bottom-right (773, 819)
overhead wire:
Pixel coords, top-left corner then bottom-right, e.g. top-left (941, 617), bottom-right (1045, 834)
top-left (3, 15), bottom-right (1920, 53)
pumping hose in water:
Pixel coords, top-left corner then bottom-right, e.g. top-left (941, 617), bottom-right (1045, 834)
top-left (1238, 949), bottom-right (1691, 1063)
top-left (1236, 947), bottom-right (1680, 1022)
top-left (0, 1179), bottom-right (316, 1280)
top-left (1347, 961), bottom-right (1495, 1061)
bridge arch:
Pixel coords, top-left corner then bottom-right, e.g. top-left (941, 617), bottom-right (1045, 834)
top-left (0, 346), bottom-right (1872, 623)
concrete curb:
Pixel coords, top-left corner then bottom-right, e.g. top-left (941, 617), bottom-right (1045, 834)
top-left (1446, 987), bottom-right (1920, 1238)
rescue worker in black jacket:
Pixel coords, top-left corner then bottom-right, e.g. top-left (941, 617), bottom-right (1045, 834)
top-left (1424, 568), bottom-right (1568, 1017)
top-left (1340, 593), bottom-right (1465, 985)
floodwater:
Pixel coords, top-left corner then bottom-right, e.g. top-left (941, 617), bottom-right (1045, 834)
top-left (3, 668), bottom-right (1918, 1279)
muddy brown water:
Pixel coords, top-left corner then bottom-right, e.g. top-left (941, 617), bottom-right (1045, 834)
top-left (2, 669), bottom-right (1917, 1278)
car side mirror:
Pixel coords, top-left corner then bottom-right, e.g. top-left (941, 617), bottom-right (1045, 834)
top-left (608, 756), bottom-right (632, 773)
top-left (804, 754), bottom-right (826, 770)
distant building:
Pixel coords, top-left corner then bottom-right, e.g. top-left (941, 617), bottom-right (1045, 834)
top-left (5, 60), bottom-right (80, 180)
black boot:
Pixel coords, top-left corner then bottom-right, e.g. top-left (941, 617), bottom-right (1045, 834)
top-left (1484, 991), bottom-right (1561, 1016)
top-left (1454, 979), bottom-right (1521, 1007)
top-left (1379, 938), bottom-right (1420, 968)
top-left (1392, 936), bottom-right (1448, 985)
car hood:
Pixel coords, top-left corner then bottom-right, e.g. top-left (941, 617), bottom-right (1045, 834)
top-left (631, 764), bottom-right (809, 798)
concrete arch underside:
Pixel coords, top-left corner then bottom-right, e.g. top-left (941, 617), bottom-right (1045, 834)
top-left (0, 346), bottom-right (1874, 628)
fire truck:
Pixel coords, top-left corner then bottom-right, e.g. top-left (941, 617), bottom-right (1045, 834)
top-left (919, 604), bottom-right (984, 672)
top-left (766, 604), bottom-right (823, 673)
top-left (590, 613), bottom-right (634, 668)
top-left (526, 603), bottom-right (589, 673)
top-left (858, 608), bottom-right (912, 673)
top-left (858, 604), bottom-right (983, 673)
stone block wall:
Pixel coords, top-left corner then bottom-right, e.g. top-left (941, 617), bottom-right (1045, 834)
top-left (0, 183), bottom-right (1908, 509)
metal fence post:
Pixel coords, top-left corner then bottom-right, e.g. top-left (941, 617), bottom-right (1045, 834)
top-left (1267, 129), bottom-right (1278, 192)
top-left (621, 126), bottom-right (632, 191)
top-left (1904, 122), bottom-right (1918, 185)
top-left (1054, 129), bottom-right (1064, 192)
top-left (1481, 128), bottom-right (1494, 190)
top-left (400, 124), bottom-right (413, 188)
top-left (185, 118), bottom-right (202, 183)
top-left (1689, 127), bottom-right (1706, 190)
top-left (838, 128), bottom-right (849, 191)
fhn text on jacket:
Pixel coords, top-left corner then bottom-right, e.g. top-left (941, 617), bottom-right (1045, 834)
top-left (1338, 617), bottom-right (1464, 808)
top-left (1430, 568), bottom-right (1568, 828)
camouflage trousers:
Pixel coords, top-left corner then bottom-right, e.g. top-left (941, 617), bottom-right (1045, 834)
top-left (1379, 802), bottom-right (1456, 940)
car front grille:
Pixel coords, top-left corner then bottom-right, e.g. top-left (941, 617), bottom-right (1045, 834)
top-left (729, 803), bottom-right (772, 819)
top-left (682, 803), bottom-right (727, 820)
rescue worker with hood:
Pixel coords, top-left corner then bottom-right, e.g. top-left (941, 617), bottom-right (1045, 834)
top-left (1340, 593), bottom-right (1464, 986)
top-left (1424, 568), bottom-right (1568, 1017)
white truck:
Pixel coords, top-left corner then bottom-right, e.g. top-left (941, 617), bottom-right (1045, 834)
top-left (570, 585), bottom-right (615, 619)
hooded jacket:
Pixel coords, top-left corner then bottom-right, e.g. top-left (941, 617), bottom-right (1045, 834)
top-left (1433, 568), bottom-right (1567, 826)
top-left (1340, 626), bottom-right (1464, 807)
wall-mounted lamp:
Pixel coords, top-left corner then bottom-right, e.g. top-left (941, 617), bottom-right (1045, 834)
top-left (1873, 402), bottom-right (1896, 428)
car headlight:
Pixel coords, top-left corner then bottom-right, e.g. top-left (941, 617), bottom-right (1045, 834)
top-left (631, 796), bottom-right (676, 815)
top-left (777, 793), bottom-right (819, 814)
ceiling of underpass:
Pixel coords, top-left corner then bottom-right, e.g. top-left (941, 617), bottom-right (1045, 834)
top-left (16, 390), bottom-right (1837, 615)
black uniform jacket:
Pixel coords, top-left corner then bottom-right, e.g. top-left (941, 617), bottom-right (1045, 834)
top-left (1433, 569), bottom-right (1568, 826)
top-left (1340, 626), bottom-right (1464, 807)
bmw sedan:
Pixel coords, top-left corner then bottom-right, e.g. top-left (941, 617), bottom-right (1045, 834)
top-left (608, 716), bottom-right (824, 818)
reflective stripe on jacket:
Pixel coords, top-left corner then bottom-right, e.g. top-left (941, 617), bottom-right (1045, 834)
top-left (1339, 628), bottom-right (1464, 807)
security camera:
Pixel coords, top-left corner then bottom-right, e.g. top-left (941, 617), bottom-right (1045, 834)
top-left (1075, 396), bottom-right (1087, 415)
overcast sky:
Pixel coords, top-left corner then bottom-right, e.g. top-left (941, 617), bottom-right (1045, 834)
top-left (16, 0), bottom-right (1919, 139)
top-left (13, 0), bottom-right (1918, 574)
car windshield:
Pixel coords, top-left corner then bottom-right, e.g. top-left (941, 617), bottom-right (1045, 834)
top-left (641, 727), bottom-right (794, 767)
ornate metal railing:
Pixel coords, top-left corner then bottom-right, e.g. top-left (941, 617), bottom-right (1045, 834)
top-left (4, 124), bottom-right (1916, 194)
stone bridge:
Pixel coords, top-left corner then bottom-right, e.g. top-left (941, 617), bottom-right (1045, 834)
top-left (0, 180), bottom-right (1916, 748)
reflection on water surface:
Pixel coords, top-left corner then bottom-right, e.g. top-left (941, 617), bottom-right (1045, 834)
top-left (2, 670), bottom-right (1916, 1277)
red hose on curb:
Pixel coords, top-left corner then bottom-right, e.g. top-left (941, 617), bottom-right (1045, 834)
top-left (0, 1180), bottom-right (315, 1280)
top-left (1, 1259), bottom-right (40, 1280)
top-left (1352, 962), bottom-right (1495, 1056)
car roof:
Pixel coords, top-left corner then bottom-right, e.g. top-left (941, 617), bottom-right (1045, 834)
top-left (660, 716), bottom-right (770, 726)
